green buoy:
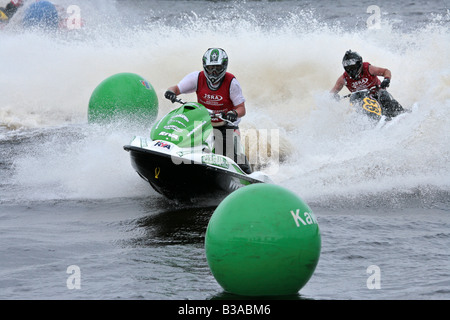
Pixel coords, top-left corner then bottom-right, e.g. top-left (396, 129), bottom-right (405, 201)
top-left (88, 72), bottom-right (158, 124)
top-left (205, 184), bottom-right (321, 296)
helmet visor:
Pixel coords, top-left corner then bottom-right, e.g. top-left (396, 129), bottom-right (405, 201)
top-left (344, 62), bottom-right (362, 78)
top-left (205, 65), bottom-right (225, 75)
top-left (344, 64), bottom-right (360, 73)
top-left (343, 58), bottom-right (360, 67)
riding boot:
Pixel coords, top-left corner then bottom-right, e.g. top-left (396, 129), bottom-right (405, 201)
top-left (213, 125), bottom-right (252, 174)
top-left (237, 155), bottom-right (252, 174)
top-left (232, 129), bottom-right (252, 174)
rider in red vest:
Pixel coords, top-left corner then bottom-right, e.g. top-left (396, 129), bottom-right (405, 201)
top-left (331, 50), bottom-right (404, 119)
top-left (0, 0), bottom-right (23, 26)
top-left (164, 48), bottom-right (251, 173)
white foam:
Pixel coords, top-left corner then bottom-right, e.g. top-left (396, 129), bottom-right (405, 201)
top-left (2, 3), bottom-right (449, 201)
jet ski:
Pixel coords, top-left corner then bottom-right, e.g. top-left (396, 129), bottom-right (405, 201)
top-left (123, 101), bottom-right (272, 201)
top-left (344, 86), bottom-right (407, 122)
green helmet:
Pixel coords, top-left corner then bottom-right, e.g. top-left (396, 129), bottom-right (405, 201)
top-left (202, 48), bottom-right (228, 90)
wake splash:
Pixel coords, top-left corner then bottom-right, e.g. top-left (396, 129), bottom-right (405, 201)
top-left (1, 2), bottom-right (449, 204)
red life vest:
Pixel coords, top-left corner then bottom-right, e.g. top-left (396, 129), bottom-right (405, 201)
top-left (343, 62), bottom-right (381, 92)
top-left (196, 72), bottom-right (235, 123)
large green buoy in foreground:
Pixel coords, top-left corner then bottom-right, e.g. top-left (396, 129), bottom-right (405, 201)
top-left (88, 73), bottom-right (158, 124)
top-left (205, 184), bottom-right (321, 296)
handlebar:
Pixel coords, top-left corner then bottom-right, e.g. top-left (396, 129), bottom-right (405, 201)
top-left (174, 98), bottom-right (186, 104)
top-left (171, 97), bottom-right (234, 125)
top-left (208, 109), bottom-right (234, 125)
top-left (342, 86), bottom-right (379, 99)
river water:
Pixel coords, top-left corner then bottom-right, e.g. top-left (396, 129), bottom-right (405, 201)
top-left (1, 0), bottom-right (449, 301)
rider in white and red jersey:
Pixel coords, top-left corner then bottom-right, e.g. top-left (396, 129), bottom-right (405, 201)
top-left (165, 48), bottom-right (246, 126)
top-left (164, 48), bottom-right (251, 173)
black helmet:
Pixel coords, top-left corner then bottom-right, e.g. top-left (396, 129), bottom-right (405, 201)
top-left (342, 50), bottom-right (363, 79)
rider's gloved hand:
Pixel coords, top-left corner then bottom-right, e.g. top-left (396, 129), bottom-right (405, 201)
top-left (380, 78), bottom-right (390, 89)
top-left (164, 90), bottom-right (177, 103)
top-left (332, 92), bottom-right (340, 101)
top-left (225, 110), bottom-right (238, 122)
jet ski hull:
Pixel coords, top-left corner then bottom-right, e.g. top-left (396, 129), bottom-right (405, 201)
top-left (124, 145), bottom-right (261, 201)
top-left (123, 102), bottom-right (271, 201)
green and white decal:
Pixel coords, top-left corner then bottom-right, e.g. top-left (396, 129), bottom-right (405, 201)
top-left (150, 102), bottom-right (214, 150)
top-left (202, 154), bottom-right (230, 169)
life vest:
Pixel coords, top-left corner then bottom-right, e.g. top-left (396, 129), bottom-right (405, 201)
top-left (344, 62), bottom-right (381, 92)
top-left (196, 72), bottom-right (235, 123)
